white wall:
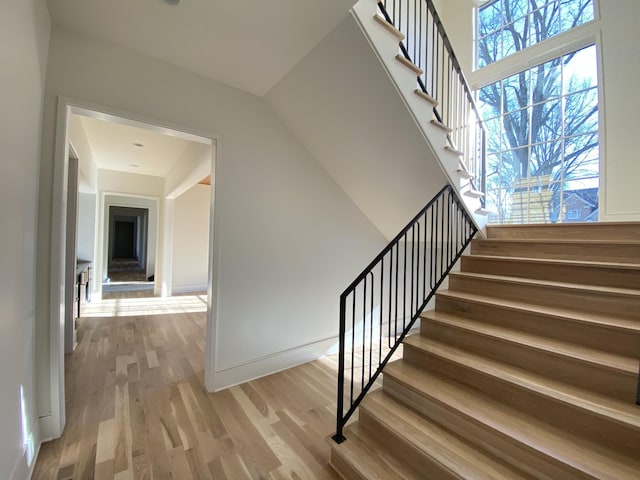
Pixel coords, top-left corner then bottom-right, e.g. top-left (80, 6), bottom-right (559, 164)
top-left (165, 142), bottom-right (212, 199)
top-left (0, 1), bottom-right (50, 479)
top-left (267, 13), bottom-right (449, 239)
top-left (77, 193), bottom-right (96, 262)
top-left (37, 25), bottom-right (386, 406)
top-left (172, 184), bottom-right (210, 293)
top-left (431, 0), bottom-right (640, 221)
top-left (68, 113), bottom-right (98, 193)
top-left (598, 0), bottom-right (640, 221)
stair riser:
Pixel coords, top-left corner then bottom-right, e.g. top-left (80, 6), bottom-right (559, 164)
top-left (449, 274), bottom-right (639, 320)
top-left (329, 450), bottom-right (368, 480)
top-left (461, 256), bottom-right (640, 289)
top-left (435, 294), bottom-right (640, 357)
top-left (471, 240), bottom-right (640, 264)
top-left (418, 321), bottom-right (637, 402)
top-left (358, 409), bottom-right (460, 480)
top-left (486, 224), bottom-right (640, 241)
top-left (402, 343), bottom-right (640, 457)
top-left (383, 375), bottom-right (592, 480)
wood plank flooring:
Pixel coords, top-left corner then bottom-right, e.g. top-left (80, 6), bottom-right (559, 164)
top-left (32, 294), bottom-right (345, 479)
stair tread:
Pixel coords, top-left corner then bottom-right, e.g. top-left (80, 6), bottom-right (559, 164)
top-left (485, 223), bottom-right (640, 241)
top-left (451, 270), bottom-right (640, 298)
top-left (475, 238), bottom-right (640, 245)
top-left (445, 145), bottom-right (464, 156)
top-left (436, 289), bottom-right (640, 333)
top-left (383, 361), bottom-right (640, 479)
top-left (333, 423), bottom-right (423, 479)
top-left (404, 330), bottom-right (640, 426)
top-left (395, 54), bottom-right (423, 75)
top-left (372, 14), bottom-right (405, 41)
top-left (464, 188), bottom-right (484, 198)
top-left (413, 88), bottom-right (438, 106)
top-left (467, 254), bottom-right (640, 271)
top-left (361, 390), bottom-right (532, 480)
top-left (430, 119), bottom-right (453, 132)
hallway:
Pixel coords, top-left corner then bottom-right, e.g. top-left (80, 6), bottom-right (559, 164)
top-left (32, 294), bottom-right (341, 479)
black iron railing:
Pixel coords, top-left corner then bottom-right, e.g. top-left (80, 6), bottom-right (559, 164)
top-left (333, 185), bottom-right (477, 442)
top-left (377, 0), bottom-right (487, 200)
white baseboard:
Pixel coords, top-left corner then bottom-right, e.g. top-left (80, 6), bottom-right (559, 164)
top-left (11, 450), bottom-right (29, 480)
top-left (210, 336), bottom-right (338, 391)
top-left (172, 283), bottom-right (208, 295)
top-left (37, 415), bottom-right (53, 444)
top-left (11, 419), bottom-right (42, 480)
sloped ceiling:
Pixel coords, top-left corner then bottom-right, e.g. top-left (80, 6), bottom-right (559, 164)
top-left (46, 0), bottom-right (356, 96)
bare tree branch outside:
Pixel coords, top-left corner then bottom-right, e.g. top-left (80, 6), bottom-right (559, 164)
top-left (476, 0), bottom-right (599, 223)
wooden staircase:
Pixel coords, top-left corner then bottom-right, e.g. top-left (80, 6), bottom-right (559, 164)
top-left (330, 222), bottom-right (640, 479)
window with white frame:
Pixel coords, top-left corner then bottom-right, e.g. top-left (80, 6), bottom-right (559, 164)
top-left (475, 0), bottom-right (600, 224)
top-left (477, 0), bottom-right (595, 67)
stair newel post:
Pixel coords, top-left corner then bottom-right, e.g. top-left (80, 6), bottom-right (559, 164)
top-left (333, 293), bottom-right (348, 443)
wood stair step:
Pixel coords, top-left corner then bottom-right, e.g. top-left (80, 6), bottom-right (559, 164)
top-left (435, 289), bottom-right (640, 357)
top-left (430, 119), bottom-right (452, 132)
top-left (414, 88), bottom-right (438, 106)
top-left (461, 254), bottom-right (640, 289)
top-left (475, 207), bottom-right (493, 215)
top-left (330, 423), bottom-right (424, 480)
top-left (373, 14), bottom-right (405, 41)
top-left (383, 361), bottom-right (640, 480)
top-left (402, 332), bottom-right (640, 455)
top-left (358, 390), bottom-right (533, 480)
top-left (456, 168), bottom-right (474, 179)
top-left (419, 311), bottom-right (637, 376)
top-left (463, 188), bottom-right (484, 199)
top-left (444, 145), bottom-right (464, 156)
top-left (471, 238), bottom-right (640, 264)
top-left (448, 271), bottom-right (640, 320)
top-left (486, 222), bottom-right (640, 241)
top-left (418, 311), bottom-right (638, 401)
top-left (395, 54), bottom-right (423, 75)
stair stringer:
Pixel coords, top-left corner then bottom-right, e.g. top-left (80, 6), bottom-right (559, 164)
top-left (351, 1), bottom-right (487, 235)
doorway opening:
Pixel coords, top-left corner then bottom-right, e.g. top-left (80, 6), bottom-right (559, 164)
top-left (46, 97), bottom-right (218, 440)
top-left (104, 205), bottom-right (153, 296)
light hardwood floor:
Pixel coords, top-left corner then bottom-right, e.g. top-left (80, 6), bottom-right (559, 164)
top-left (33, 294), bottom-right (345, 479)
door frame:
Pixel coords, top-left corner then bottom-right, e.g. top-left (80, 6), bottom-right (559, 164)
top-left (47, 96), bottom-right (220, 439)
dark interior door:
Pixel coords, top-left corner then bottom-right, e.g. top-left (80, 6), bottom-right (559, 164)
top-left (113, 221), bottom-right (135, 258)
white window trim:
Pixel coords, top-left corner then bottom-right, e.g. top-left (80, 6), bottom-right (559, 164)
top-left (471, 0), bottom-right (601, 90)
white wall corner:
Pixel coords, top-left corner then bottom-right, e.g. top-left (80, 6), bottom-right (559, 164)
top-left (210, 337), bottom-right (338, 392)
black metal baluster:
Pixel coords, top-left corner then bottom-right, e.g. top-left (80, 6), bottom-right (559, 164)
top-left (388, 247), bottom-right (394, 348)
top-left (395, 241), bottom-right (399, 339)
top-left (350, 292), bottom-right (355, 404)
top-left (409, 224), bottom-right (416, 316)
top-left (379, 257), bottom-right (384, 365)
top-left (361, 277), bottom-right (367, 393)
top-left (431, 198), bottom-right (437, 288)
top-left (403, 232), bottom-right (408, 329)
top-left (333, 293), bottom-right (347, 443)
top-left (423, 210), bottom-right (428, 300)
top-left (369, 272), bottom-right (374, 385)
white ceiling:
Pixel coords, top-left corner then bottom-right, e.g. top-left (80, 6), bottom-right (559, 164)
top-left (77, 115), bottom-right (197, 178)
top-left (47, 0), bottom-right (356, 97)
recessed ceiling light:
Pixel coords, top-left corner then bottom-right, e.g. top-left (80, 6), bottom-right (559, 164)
top-left (132, 142), bottom-right (144, 147)
top-left (130, 163), bottom-right (140, 168)
top-left (163, 0), bottom-right (180, 5)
